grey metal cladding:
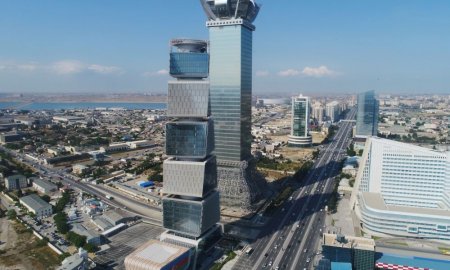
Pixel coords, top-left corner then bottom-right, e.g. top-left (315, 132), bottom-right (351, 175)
top-left (163, 156), bottom-right (217, 198)
top-left (167, 81), bottom-right (210, 118)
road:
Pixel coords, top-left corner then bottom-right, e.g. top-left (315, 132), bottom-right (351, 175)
top-left (0, 146), bottom-right (162, 225)
top-left (233, 108), bottom-right (356, 270)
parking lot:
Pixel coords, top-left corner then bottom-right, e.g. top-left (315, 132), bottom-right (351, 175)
top-left (94, 222), bottom-right (164, 269)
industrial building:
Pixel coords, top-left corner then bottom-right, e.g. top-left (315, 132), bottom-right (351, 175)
top-left (32, 178), bottom-right (57, 194)
top-left (20, 194), bottom-right (53, 218)
top-left (5, 174), bottom-right (27, 191)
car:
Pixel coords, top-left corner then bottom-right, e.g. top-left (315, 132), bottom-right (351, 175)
top-left (304, 248), bottom-right (307, 253)
top-left (306, 257), bottom-right (311, 263)
top-left (268, 261), bottom-right (273, 266)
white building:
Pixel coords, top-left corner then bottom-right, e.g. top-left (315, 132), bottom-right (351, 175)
top-left (32, 178), bottom-right (57, 194)
top-left (5, 174), bottom-right (27, 191)
top-left (326, 101), bottom-right (341, 123)
top-left (73, 164), bottom-right (89, 175)
top-left (20, 194), bottom-right (53, 218)
top-left (351, 137), bottom-right (450, 241)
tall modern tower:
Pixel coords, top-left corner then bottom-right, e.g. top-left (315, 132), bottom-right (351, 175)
top-left (355, 90), bottom-right (379, 138)
top-left (199, 0), bottom-right (265, 210)
top-left (288, 95), bottom-right (312, 147)
top-left (161, 39), bottom-right (221, 269)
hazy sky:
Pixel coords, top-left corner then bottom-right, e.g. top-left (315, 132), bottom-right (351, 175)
top-left (1, 0), bottom-right (450, 95)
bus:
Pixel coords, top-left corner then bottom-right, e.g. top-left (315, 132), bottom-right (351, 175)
top-left (245, 246), bottom-right (253, 255)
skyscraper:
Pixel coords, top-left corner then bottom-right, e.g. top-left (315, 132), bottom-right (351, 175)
top-left (200, 0), bottom-right (265, 210)
top-left (161, 39), bottom-right (221, 269)
top-left (355, 90), bottom-right (379, 138)
top-left (288, 95), bottom-right (312, 147)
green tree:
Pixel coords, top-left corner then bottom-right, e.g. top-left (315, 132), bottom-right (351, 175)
top-left (7, 209), bottom-right (17, 220)
top-left (66, 231), bottom-right (87, 248)
top-left (54, 212), bottom-right (69, 234)
top-left (40, 195), bottom-right (51, 203)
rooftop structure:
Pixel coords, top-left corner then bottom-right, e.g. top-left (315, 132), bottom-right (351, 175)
top-left (124, 240), bottom-right (190, 270)
top-left (322, 233), bottom-right (375, 270)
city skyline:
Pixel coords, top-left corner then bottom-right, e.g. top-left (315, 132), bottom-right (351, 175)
top-left (1, 0), bottom-right (450, 94)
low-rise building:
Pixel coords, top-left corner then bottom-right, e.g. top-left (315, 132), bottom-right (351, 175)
top-left (20, 194), bottom-right (53, 218)
top-left (32, 178), bottom-right (57, 194)
top-left (5, 174), bottom-right (27, 191)
top-left (57, 248), bottom-right (88, 270)
top-left (73, 164), bottom-right (89, 175)
top-left (124, 240), bottom-right (191, 270)
top-left (0, 132), bottom-right (23, 144)
top-left (72, 223), bottom-right (102, 246)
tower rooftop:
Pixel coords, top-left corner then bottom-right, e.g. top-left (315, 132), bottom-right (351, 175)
top-left (200, 0), bottom-right (260, 22)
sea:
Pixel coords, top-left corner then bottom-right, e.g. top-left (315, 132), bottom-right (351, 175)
top-left (0, 102), bottom-right (166, 111)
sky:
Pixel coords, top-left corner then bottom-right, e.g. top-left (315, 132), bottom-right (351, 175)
top-left (1, 0), bottom-right (450, 95)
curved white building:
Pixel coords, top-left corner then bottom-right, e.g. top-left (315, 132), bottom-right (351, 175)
top-left (351, 137), bottom-right (450, 242)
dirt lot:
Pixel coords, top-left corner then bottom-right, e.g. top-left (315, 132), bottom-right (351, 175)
top-left (0, 218), bottom-right (61, 270)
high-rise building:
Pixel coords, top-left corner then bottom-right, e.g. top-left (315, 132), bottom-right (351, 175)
top-left (160, 39), bottom-right (221, 269)
top-left (325, 101), bottom-right (341, 123)
top-left (355, 90), bottom-right (379, 138)
top-left (200, 0), bottom-right (265, 210)
top-left (288, 95), bottom-right (312, 147)
top-left (312, 103), bottom-right (325, 124)
top-left (350, 137), bottom-right (450, 241)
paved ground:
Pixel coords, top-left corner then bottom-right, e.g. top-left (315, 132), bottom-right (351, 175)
top-left (93, 222), bottom-right (164, 270)
top-left (325, 193), bottom-right (355, 236)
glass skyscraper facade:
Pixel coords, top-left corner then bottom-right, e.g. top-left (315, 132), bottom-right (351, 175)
top-left (288, 95), bottom-right (312, 147)
top-left (201, 0), bottom-right (265, 209)
top-left (163, 39), bottom-right (220, 242)
top-left (209, 25), bottom-right (252, 162)
top-left (356, 90), bottom-right (379, 137)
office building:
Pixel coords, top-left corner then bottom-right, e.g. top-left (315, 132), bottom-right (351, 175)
top-left (161, 39), bottom-right (220, 270)
top-left (32, 178), bottom-right (57, 194)
top-left (355, 90), bottom-right (379, 138)
top-left (288, 95), bottom-right (312, 147)
top-left (201, 0), bottom-right (265, 210)
top-left (20, 194), bottom-right (53, 218)
top-left (5, 174), bottom-right (27, 191)
top-left (322, 233), bottom-right (375, 270)
top-left (124, 240), bottom-right (191, 270)
top-left (351, 137), bottom-right (450, 241)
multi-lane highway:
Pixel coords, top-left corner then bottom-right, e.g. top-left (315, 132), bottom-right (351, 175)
top-left (233, 108), bottom-right (356, 270)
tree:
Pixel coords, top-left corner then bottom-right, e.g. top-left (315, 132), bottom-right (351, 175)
top-left (346, 144), bottom-right (356, 157)
top-left (54, 212), bottom-right (69, 234)
top-left (83, 243), bottom-right (98, 253)
top-left (40, 195), bottom-right (51, 203)
top-left (358, 149), bottom-right (364, 156)
top-left (7, 209), bottom-right (17, 220)
top-left (66, 231), bottom-right (87, 248)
